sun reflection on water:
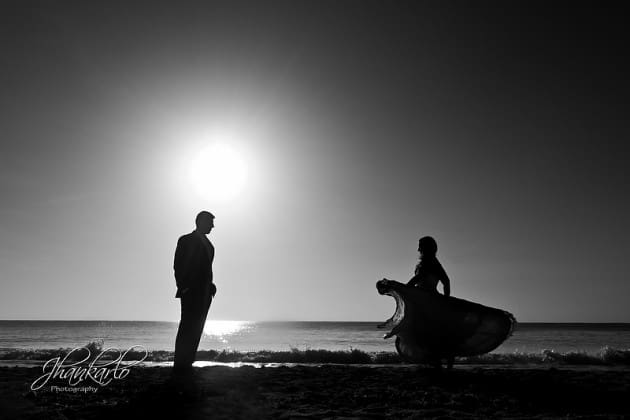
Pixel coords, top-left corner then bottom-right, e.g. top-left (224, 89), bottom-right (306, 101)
top-left (202, 320), bottom-right (250, 344)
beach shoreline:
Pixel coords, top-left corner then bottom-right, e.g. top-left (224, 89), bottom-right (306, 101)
top-left (2, 364), bottom-right (628, 419)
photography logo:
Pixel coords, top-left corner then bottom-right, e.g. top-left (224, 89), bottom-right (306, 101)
top-left (30, 345), bottom-right (148, 393)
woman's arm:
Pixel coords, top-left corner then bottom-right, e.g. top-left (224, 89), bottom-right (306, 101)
top-left (407, 262), bottom-right (423, 287)
top-left (407, 274), bottom-right (421, 287)
top-left (438, 261), bottom-right (451, 296)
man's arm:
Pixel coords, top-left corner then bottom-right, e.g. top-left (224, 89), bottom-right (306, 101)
top-left (174, 236), bottom-right (193, 294)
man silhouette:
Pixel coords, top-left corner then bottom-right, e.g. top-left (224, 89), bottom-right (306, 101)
top-left (173, 211), bottom-right (217, 377)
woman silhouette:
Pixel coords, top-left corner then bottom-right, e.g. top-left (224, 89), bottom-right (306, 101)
top-left (407, 236), bottom-right (451, 297)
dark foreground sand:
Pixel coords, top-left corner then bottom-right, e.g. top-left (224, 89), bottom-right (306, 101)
top-left (1, 365), bottom-right (629, 419)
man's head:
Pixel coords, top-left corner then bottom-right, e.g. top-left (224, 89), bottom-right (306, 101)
top-left (195, 211), bottom-right (215, 234)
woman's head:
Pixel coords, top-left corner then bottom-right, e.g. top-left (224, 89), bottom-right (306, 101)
top-left (418, 236), bottom-right (438, 257)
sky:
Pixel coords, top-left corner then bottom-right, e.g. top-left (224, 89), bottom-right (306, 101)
top-left (1, 1), bottom-right (628, 322)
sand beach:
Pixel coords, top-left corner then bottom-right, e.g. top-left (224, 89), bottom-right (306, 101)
top-left (2, 364), bottom-right (629, 419)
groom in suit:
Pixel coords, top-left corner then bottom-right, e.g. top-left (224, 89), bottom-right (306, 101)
top-left (173, 211), bottom-right (217, 376)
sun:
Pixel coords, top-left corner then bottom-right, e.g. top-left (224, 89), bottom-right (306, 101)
top-left (188, 143), bottom-right (248, 201)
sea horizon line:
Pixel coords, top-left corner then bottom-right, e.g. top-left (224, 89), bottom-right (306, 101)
top-left (1, 319), bottom-right (630, 325)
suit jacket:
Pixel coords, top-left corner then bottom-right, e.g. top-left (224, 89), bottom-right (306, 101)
top-left (173, 231), bottom-right (214, 298)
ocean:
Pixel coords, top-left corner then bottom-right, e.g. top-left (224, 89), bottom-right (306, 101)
top-left (1, 320), bottom-right (630, 357)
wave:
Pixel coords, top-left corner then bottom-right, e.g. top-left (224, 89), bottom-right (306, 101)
top-left (1, 341), bottom-right (629, 366)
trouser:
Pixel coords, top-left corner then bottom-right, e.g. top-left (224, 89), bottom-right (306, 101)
top-left (173, 286), bottom-right (212, 371)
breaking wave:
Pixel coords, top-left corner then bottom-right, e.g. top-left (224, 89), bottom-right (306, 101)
top-left (1, 341), bottom-right (630, 365)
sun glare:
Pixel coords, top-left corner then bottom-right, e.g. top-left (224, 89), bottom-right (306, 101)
top-left (203, 320), bottom-right (250, 344)
top-left (189, 143), bottom-right (248, 201)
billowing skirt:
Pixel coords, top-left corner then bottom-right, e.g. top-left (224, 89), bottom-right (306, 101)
top-left (377, 279), bottom-right (516, 362)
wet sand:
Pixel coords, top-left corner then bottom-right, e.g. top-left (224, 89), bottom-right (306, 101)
top-left (1, 364), bottom-right (629, 419)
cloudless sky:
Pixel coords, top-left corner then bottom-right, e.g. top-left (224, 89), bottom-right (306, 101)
top-left (1, 1), bottom-right (628, 322)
